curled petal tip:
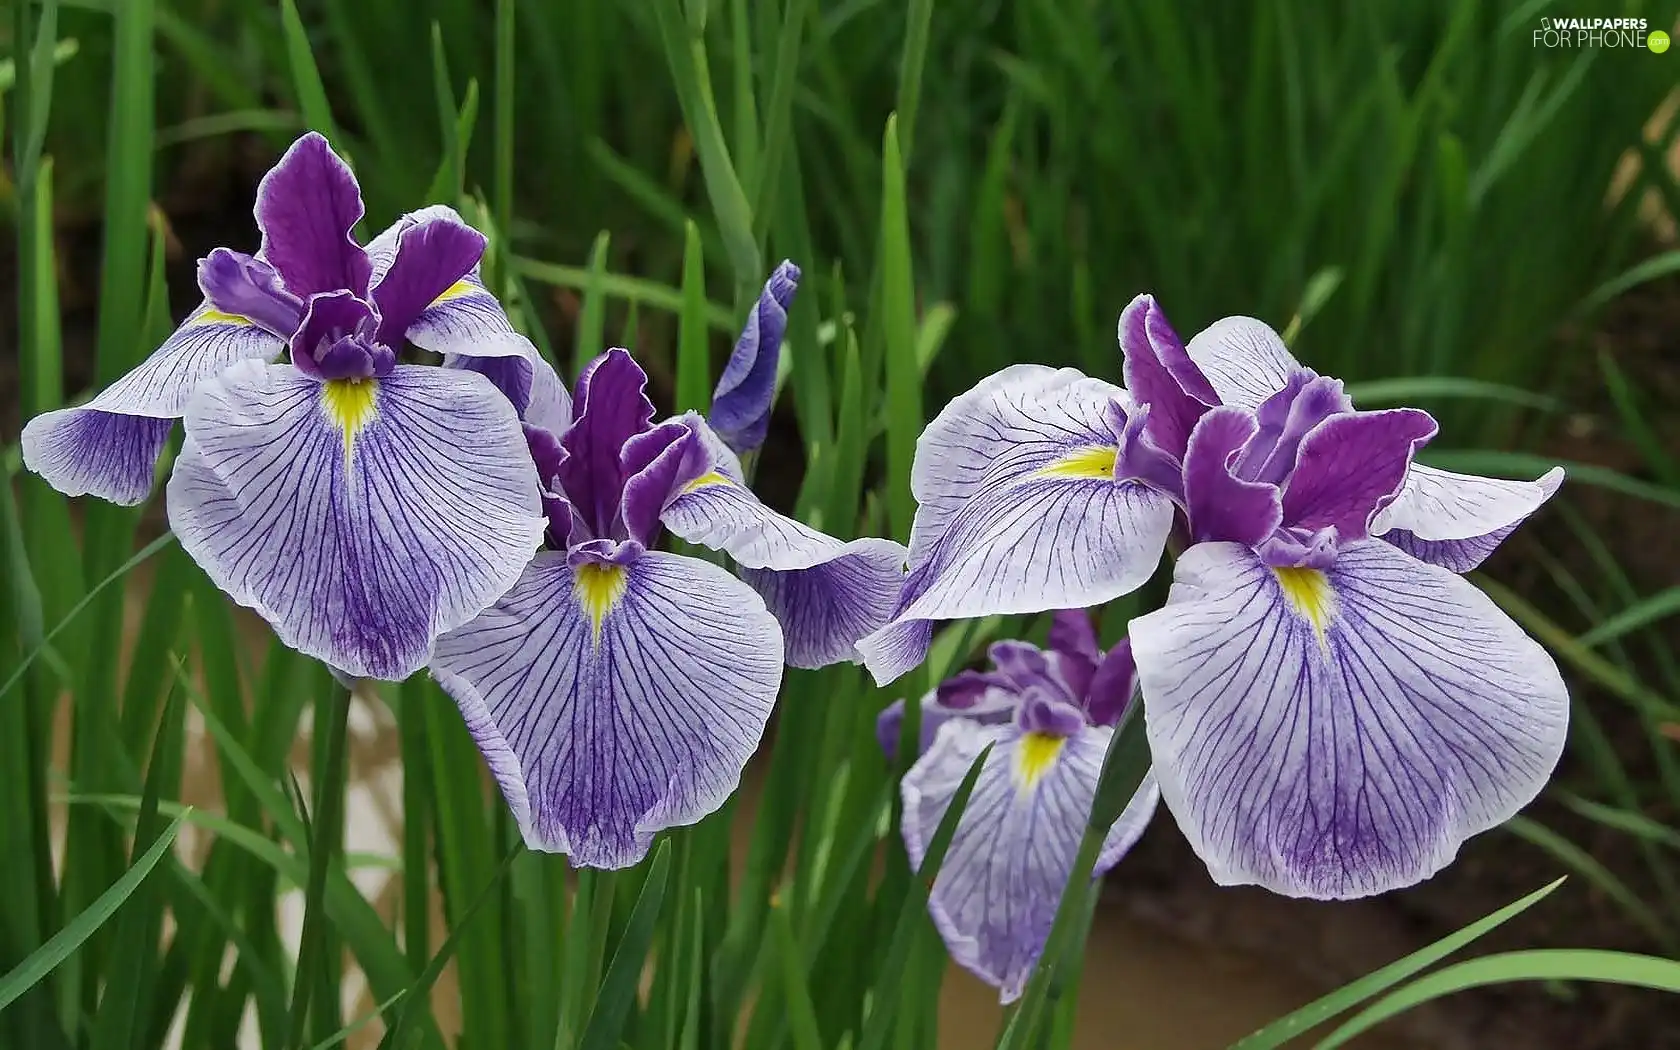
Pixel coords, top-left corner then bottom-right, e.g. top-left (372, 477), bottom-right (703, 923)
top-left (708, 262), bottom-right (801, 453)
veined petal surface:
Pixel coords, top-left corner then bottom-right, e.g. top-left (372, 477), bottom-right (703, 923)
top-left (1183, 315), bottom-right (1302, 409)
top-left (902, 719), bottom-right (1158, 1002)
top-left (1129, 540), bottom-right (1568, 899)
top-left (432, 550), bottom-right (783, 869)
top-left (168, 361), bottom-right (544, 680)
top-left (858, 365), bottom-right (1174, 684)
top-left (21, 306), bottom-right (282, 504)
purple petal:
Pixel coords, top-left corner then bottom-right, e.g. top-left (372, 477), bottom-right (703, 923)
top-left (557, 349), bottom-right (657, 540)
top-left (524, 422), bottom-right (576, 545)
top-left (709, 260), bottom-right (801, 453)
top-left (1281, 408), bottom-right (1438, 541)
top-left (877, 680), bottom-right (1019, 763)
top-left (902, 720), bottom-right (1158, 1002)
top-left (289, 291), bottom-right (380, 378)
top-left (197, 249), bottom-right (304, 338)
top-left (1184, 315), bottom-right (1302, 410)
top-left (1117, 294), bottom-right (1217, 460)
top-left (1182, 406), bottom-right (1284, 546)
top-left (1083, 637), bottom-right (1136, 727)
top-left (1016, 694), bottom-right (1086, 737)
top-left (619, 421), bottom-right (695, 548)
top-left (21, 307), bottom-right (283, 505)
top-left (431, 549), bottom-right (783, 869)
top-left (370, 217), bottom-right (487, 344)
top-left (254, 132), bottom-right (371, 298)
top-left (1372, 464), bottom-right (1564, 574)
top-left (1129, 540), bottom-right (1568, 899)
top-left (739, 539), bottom-right (909, 669)
top-left (1047, 609), bottom-right (1101, 665)
top-left (169, 361), bottom-right (545, 680)
top-left (856, 365), bottom-right (1175, 686)
top-left (1235, 373), bottom-right (1352, 485)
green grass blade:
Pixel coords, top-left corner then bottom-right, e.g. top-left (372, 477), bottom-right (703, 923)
top-left (0, 811), bottom-right (189, 1014)
top-left (676, 220), bottom-right (712, 413)
top-left (855, 743), bottom-right (991, 1050)
top-left (514, 256), bottom-right (735, 330)
top-left (575, 230), bottom-right (614, 374)
top-left (893, 0), bottom-right (934, 162)
top-left (279, 0), bottom-right (342, 142)
top-left (1502, 816), bottom-right (1673, 951)
top-left (1314, 949), bottom-right (1680, 1049)
top-left (289, 679), bottom-right (353, 1046)
top-left (878, 114), bottom-right (920, 541)
top-left (1229, 878), bottom-right (1566, 1049)
top-left (1578, 586), bottom-right (1680, 649)
top-left (578, 842), bottom-right (673, 1050)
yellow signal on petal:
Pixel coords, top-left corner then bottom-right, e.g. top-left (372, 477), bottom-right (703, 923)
top-left (429, 279), bottom-right (475, 307)
top-left (574, 563), bottom-right (630, 644)
top-left (194, 307), bottom-right (252, 326)
top-left (321, 378), bottom-right (379, 468)
top-left (1273, 566), bottom-right (1335, 650)
top-left (1014, 731), bottom-right (1065, 789)
top-left (1036, 445), bottom-right (1119, 480)
top-left (681, 470), bottom-right (731, 494)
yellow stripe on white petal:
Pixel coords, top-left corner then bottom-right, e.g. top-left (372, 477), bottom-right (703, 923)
top-left (681, 470), bottom-right (732, 494)
top-left (1035, 445), bottom-right (1118, 480)
top-left (1013, 731), bottom-right (1066, 789)
top-left (193, 307), bottom-right (254, 327)
top-left (574, 562), bottom-right (630, 644)
top-left (321, 378), bottom-right (379, 467)
top-left (429, 279), bottom-right (476, 307)
top-left (1273, 565), bottom-right (1334, 649)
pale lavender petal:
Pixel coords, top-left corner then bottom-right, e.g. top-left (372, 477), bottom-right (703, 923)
top-left (1129, 540), bottom-right (1568, 899)
top-left (1281, 409), bottom-right (1437, 541)
top-left (1117, 294), bottom-right (1217, 460)
top-left (738, 537), bottom-right (908, 668)
top-left (1184, 315), bottom-right (1302, 410)
top-left (856, 367), bottom-right (1173, 686)
top-left (1182, 406), bottom-right (1282, 546)
top-left (902, 720), bottom-right (1159, 1002)
top-left (1383, 527), bottom-right (1512, 574)
top-left (169, 361), bottom-right (544, 680)
top-left (431, 550), bottom-right (783, 869)
top-left (21, 308), bottom-right (282, 504)
top-left (254, 132), bottom-right (371, 298)
top-left (1372, 464), bottom-right (1565, 544)
top-left (20, 412), bottom-right (172, 506)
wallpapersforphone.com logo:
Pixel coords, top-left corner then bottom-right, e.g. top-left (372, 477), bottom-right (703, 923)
top-left (1533, 16), bottom-right (1669, 51)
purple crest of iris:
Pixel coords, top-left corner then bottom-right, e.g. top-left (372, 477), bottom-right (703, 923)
top-left (1117, 295), bottom-right (1569, 899)
top-left (876, 609), bottom-right (1158, 1002)
top-left (431, 347), bottom-right (908, 869)
top-left (854, 361), bottom-right (1183, 686)
top-left (708, 260), bottom-right (800, 454)
top-left (22, 133), bottom-right (549, 681)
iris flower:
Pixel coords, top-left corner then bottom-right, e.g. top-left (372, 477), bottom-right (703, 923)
top-left (1119, 296), bottom-right (1569, 898)
top-left (21, 133), bottom-right (547, 681)
top-left (708, 260), bottom-right (800, 453)
top-left (876, 609), bottom-right (1158, 1001)
top-left (856, 363), bottom-right (1182, 685)
top-left (431, 346), bottom-right (907, 868)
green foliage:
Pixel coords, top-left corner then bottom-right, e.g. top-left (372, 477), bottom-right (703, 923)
top-left (5, 0), bottom-right (1680, 1048)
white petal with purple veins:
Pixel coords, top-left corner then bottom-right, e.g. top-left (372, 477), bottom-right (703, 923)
top-left (1372, 463), bottom-right (1565, 542)
top-left (856, 366), bottom-right (1173, 685)
top-left (1129, 540), bottom-right (1568, 899)
top-left (739, 539), bottom-right (906, 669)
top-left (21, 306), bottom-right (282, 504)
top-left (168, 361), bottom-right (544, 680)
top-left (903, 719), bottom-right (1158, 1002)
top-left (432, 550), bottom-right (783, 869)
top-left (1184, 316), bottom-right (1301, 409)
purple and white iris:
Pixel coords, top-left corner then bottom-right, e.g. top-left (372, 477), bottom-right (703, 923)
top-left (22, 133), bottom-right (545, 681)
top-left (855, 365), bottom-right (1181, 685)
top-left (877, 609), bottom-right (1158, 1002)
top-left (708, 260), bottom-right (799, 454)
top-left (431, 344), bottom-right (907, 869)
top-left (1118, 298), bottom-right (1569, 898)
